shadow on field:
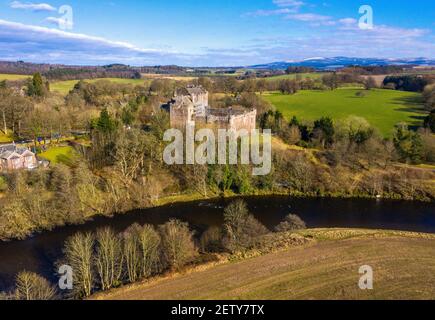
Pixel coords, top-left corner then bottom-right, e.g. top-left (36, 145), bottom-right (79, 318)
top-left (392, 95), bottom-right (428, 130)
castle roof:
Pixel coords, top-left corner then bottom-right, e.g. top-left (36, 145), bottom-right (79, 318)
top-left (175, 85), bottom-right (207, 98)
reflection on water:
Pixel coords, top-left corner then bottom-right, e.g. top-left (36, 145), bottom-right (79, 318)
top-left (0, 196), bottom-right (434, 291)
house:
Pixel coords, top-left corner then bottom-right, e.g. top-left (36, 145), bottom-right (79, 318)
top-left (0, 143), bottom-right (38, 171)
top-left (168, 85), bottom-right (257, 131)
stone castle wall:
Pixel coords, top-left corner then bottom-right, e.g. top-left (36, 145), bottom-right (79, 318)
top-left (169, 87), bottom-right (257, 131)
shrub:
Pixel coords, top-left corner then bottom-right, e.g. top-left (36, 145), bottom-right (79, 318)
top-left (200, 226), bottom-right (223, 253)
top-left (159, 219), bottom-right (197, 270)
top-left (222, 200), bottom-right (269, 253)
top-left (275, 214), bottom-right (307, 232)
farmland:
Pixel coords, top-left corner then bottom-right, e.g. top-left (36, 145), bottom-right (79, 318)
top-left (93, 229), bottom-right (435, 300)
top-left (50, 74), bottom-right (198, 95)
top-left (0, 74), bottom-right (30, 81)
top-left (264, 88), bottom-right (426, 137)
top-left (50, 78), bottom-right (151, 95)
top-left (265, 72), bottom-right (326, 81)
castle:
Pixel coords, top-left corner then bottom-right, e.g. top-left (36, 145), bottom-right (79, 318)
top-left (168, 86), bottom-right (257, 131)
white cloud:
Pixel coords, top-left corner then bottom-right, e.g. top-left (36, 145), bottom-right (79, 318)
top-left (246, 8), bottom-right (297, 17)
top-left (286, 13), bottom-right (332, 22)
top-left (339, 18), bottom-right (357, 26)
top-left (10, 1), bottom-right (56, 12)
top-left (0, 19), bottom-right (188, 65)
top-left (273, 0), bottom-right (304, 8)
top-left (45, 16), bottom-right (74, 29)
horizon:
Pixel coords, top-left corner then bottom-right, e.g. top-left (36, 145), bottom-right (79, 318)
top-left (0, 0), bottom-right (434, 67)
top-left (1, 55), bottom-right (435, 69)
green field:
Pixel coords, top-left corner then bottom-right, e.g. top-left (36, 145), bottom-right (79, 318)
top-left (0, 74), bottom-right (30, 81)
top-left (265, 73), bottom-right (326, 81)
top-left (94, 229), bottom-right (435, 300)
top-left (38, 146), bottom-right (78, 165)
top-left (264, 88), bottom-right (426, 137)
top-left (50, 78), bottom-right (150, 95)
top-left (0, 132), bottom-right (14, 143)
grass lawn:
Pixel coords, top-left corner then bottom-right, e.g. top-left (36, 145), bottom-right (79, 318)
top-left (38, 146), bottom-right (78, 165)
top-left (93, 229), bottom-right (435, 300)
top-left (0, 132), bottom-right (14, 143)
top-left (264, 88), bottom-right (426, 137)
top-left (265, 72), bottom-right (326, 81)
top-left (50, 78), bottom-right (151, 95)
top-left (0, 74), bottom-right (30, 81)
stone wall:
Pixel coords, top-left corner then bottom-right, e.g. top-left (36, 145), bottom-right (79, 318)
top-left (229, 109), bottom-right (257, 131)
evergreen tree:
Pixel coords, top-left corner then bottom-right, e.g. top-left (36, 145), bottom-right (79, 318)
top-left (424, 110), bottom-right (435, 133)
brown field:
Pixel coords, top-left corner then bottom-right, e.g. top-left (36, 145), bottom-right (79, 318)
top-left (93, 229), bottom-right (435, 300)
top-left (141, 73), bottom-right (197, 81)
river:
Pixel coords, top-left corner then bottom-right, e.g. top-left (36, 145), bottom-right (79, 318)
top-left (0, 196), bottom-right (434, 292)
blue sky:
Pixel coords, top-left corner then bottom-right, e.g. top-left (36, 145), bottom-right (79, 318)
top-left (0, 0), bottom-right (434, 66)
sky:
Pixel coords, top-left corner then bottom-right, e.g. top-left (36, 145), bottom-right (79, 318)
top-left (0, 0), bottom-right (434, 66)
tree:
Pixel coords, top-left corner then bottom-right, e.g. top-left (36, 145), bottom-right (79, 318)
top-left (15, 271), bottom-right (57, 300)
top-left (222, 200), bottom-right (269, 253)
top-left (27, 72), bottom-right (48, 97)
top-left (113, 129), bottom-right (150, 185)
top-left (122, 224), bottom-right (142, 283)
top-left (138, 225), bottom-right (162, 278)
top-left (322, 73), bottom-right (339, 90)
top-left (95, 227), bottom-right (123, 291)
top-left (256, 79), bottom-right (267, 94)
top-left (423, 84), bottom-right (435, 111)
top-left (275, 214), bottom-right (307, 232)
top-left (200, 226), bottom-right (222, 253)
top-left (279, 79), bottom-right (299, 94)
top-left (159, 219), bottom-right (197, 270)
top-left (364, 76), bottom-right (377, 90)
top-left (313, 117), bottom-right (335, 148)
top-left (424, 110), bottom-right (435, 133)
top-left (95, 108), bottom-right (117, 134)
top-left (393, 124), bottom-right (424, 164)
top-left (63, 232), bottom-right (95, 298)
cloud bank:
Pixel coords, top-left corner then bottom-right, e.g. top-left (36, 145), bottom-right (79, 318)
top-left (10, 1), bottom-right (56, 12)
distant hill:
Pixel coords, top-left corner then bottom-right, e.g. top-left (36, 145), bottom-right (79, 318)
top-left (249, 57), bottom-right (435, 70)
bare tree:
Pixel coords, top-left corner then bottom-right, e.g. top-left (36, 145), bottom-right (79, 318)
top-left (15, 271), bottom-right (57, 300)
top-left (138, 225), bottom-right (162, 278)
top-left (63, 232), bottom-right (95, 298)
top-left (222, 200), bottom-right (269, 253)
top-left (159, 219), bottom-right (197, 270)
top-left (275, 214), bottom-right (307, 232)
top-left (95, 227), bottom-right (123, 291)
top-left (122, 224), bottom-right (142, 283)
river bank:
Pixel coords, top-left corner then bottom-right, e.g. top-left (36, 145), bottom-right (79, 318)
top-left (92, 228), bottom-right (435, 300)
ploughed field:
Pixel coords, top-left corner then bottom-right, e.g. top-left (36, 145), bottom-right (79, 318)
top-left (264, 88), bottom-right (426, 137)
top-left (94, 229), bottom-right (435, 300)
